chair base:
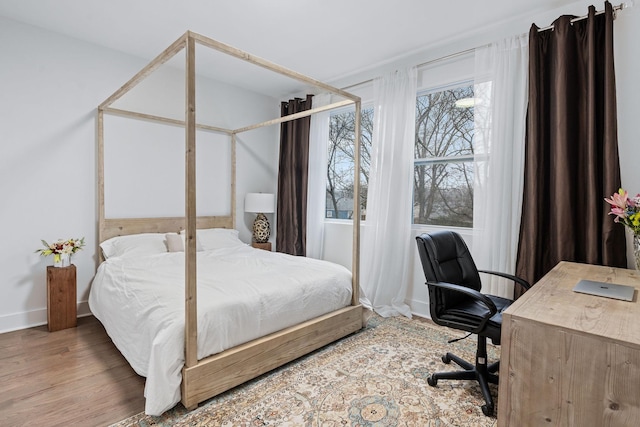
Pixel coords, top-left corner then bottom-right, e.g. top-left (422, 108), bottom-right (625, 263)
top-left (426, 336), bottom-right (498, 416)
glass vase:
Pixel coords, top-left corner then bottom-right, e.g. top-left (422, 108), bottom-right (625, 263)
top-left (634, 234), bottom-right (640, 271)
top-left (53, 253), bottom-right (71, 268)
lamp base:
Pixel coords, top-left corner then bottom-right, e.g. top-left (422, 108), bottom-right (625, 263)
top-left (253, 213), bottom-right (271, 243)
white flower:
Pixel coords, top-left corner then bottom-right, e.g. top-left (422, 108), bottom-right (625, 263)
top-left (36, 237), bottom-right (85, 257)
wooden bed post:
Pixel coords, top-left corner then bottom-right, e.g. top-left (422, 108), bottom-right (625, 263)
top-left (231, 133), bottom-right (237, 230)
top-left (184, 32), bottom-right (198, 370)
top-left (352, 101), bottom-right (361, 306)
top-left (97, 108), bottom-right (105, 251)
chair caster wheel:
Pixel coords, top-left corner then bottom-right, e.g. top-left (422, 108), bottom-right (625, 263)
top-left (441, 355), bottom-right (451, 364)
top-left (427, 375), bottom-right (437, 387)
top-left (481, 404), bottom-right (494, 416)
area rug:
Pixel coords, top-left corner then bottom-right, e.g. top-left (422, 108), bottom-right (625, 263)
top-left (111, 315), bottom-right (498, 426)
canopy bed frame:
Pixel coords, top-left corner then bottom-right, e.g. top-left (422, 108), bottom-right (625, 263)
top-left (96, 31), bottom-right (363, 410)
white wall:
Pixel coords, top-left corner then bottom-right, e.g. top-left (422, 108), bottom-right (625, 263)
top-left (324, 0), bottom-right (640, 319)
top-left (0, 17), bottom-right (279, 333)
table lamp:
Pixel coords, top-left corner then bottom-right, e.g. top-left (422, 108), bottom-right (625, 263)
top-left (245, 193), bottom-right (275, 243)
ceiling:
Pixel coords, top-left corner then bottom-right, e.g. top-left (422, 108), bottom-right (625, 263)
top-left (0, 0), bottom-right (581, 98)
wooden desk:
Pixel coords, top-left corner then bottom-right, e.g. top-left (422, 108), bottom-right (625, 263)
top-left (498, 261), bottom-right (640, 427)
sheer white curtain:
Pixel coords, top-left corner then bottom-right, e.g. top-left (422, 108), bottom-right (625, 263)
top-left (360, 67), bottom-right (417, 317)
top-left (306, 93), bottom-right (332, 259)
top-left (472, 35), bottom-right (529, 298)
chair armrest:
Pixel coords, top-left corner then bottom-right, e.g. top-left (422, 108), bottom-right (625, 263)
top-left (478, 269), bottom-right (531, 293)
top-left (427, 280), bottom-right (498, 333)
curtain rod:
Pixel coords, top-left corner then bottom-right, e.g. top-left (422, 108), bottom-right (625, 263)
top-left (537, 2), bottom-right (627, 32)
top-left (341, 2), bottom-right (629, 92)
top-left (341, 48), bottom-right (474, 91)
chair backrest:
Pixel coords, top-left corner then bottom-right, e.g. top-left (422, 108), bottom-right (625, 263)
top-left (415, 231), bottom-right (482, 316)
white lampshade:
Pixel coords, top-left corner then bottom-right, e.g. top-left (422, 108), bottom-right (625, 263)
top-left (245, 193), bottom-right (275, 214)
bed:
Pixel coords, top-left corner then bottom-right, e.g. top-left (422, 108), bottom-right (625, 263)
top-left (89, 229), bottom-right (354, 414)
top-left (93, 31), bottom-right (364, 415)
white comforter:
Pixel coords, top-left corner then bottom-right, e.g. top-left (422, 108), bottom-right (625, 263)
top-left (88, 245), bottom-right (352, 415)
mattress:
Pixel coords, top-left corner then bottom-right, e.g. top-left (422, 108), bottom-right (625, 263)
top-left (88, 244), bottom-right (352, 415)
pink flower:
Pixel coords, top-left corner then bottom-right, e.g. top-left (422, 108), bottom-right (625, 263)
top-left (604, 189), bottom-right (629, 210)
top-left (609, 206), bottom-right (626, 221)
top-left (605, 188), bottom-right (640, 235)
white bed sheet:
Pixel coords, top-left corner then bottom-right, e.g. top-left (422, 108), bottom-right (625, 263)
top-left (88, 244), bottom-right (352, 415)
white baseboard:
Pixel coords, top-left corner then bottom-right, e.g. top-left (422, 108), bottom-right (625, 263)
top-left (0, 301), bottom-right (91, 334)
top-left (2, 299), bottom-right (429, 334)
top-left (409, 298), bottom-right (430, 319)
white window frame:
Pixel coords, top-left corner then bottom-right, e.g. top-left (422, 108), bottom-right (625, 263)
top-left (412, 80), bottom-right (475, 228)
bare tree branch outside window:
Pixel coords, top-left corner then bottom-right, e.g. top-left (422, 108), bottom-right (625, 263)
top-left (414, 85), bottom-right (474, 227)
top-left (326, 107), bottom-right (373, 219)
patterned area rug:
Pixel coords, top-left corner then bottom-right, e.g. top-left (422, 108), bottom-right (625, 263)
top-left (111, 315), bottom-right (498, 426)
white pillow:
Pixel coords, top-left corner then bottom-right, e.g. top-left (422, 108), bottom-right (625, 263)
top-left (165, 233), bottom-right (184, 252)
top-left (165, 233), bottom-right (204, 252)
top-left (181, 228), bottom-right (245, 251)
top-left (100, 233), bottom-right (167, 259)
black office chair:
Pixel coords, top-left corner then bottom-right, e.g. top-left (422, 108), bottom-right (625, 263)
top-left (415, 231), bottom-right (530, 416)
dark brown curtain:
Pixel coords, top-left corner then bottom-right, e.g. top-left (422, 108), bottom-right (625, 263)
top-left (276, 95), bottom-right (313, 256)
top-left (515, 1), bottom-right (626, 292)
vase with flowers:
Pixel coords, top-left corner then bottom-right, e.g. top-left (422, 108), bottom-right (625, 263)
top-left (35, 237), bottom-right (85, 267)
top-left (605, 189), bottom-right (640, 270)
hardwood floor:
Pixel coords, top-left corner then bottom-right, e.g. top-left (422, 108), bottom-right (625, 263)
top-left (0, 316), bottom-right (145, 427)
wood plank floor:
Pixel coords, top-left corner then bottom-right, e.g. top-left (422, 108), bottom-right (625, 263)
top-left (0, 316), bottom-right (145, 427)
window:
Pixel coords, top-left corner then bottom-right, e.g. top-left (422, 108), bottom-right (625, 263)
top-left (326, 107), bottom-right (373, 219)
top-left (324, 83), bottom-right (474, 226)
top-left (413, 84), bottom-right (474, 227)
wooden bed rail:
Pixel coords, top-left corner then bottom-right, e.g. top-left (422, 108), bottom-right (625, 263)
top-left (100, 216), bottom-right (234, 242)
top-left (181, 305), bottom-right (363, 409)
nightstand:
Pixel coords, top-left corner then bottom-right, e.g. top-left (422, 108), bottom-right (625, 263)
top-left (47, 265), bottom-right (77, 332)
top-left (252, 242), bottom-right (272, 251)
